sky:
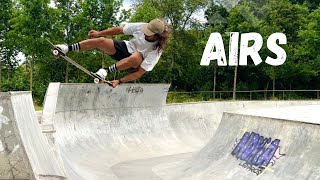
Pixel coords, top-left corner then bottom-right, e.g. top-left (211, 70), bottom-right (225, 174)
top-left (122, 0), bottom-right (133, 10)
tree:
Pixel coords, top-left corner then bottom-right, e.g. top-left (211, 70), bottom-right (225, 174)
top-left (204, 2), bottom-right (229, 98)
top-left (261, 0), bottom-right (309, 94)
top-left (227, 0), bottom-right (262, 99)
top-left (152, 0), bottom-right (208, 86)
top-left (289, 0), bottom-right (320, 11)
top-left (298, 7), bottom-right (320, 89)
top-left (130, 0), bottom-right (161, 22)
top-left (10, 0), bottom-right (53, 91)
top-left (0, 0), bottom-right (19, 90)
top-left (130, 0), bottom-right (209, 91)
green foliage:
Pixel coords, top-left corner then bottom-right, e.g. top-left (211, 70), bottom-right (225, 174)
top-left (289, 0), bottom-right (320, 11)
top-left (2, 0), bottom-right (320, 104)
top-left (1, 66), bottom-right (29, 92)
top-left (0, 0), bottom-right (19, 86)
top-left (130, 0), bottom-right (161, 22)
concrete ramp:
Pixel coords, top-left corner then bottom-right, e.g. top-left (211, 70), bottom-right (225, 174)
top-left (40, 83), bottom-right (320, 180)
top-left (0, 92), bottom-right (65, 179)
top-left (46, 83), bottom-right (211, 180)
top-left (154, 110), bottom-right (320, 180)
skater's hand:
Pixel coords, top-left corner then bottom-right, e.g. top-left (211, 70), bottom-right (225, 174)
top-left (110, 80), bottom-right (120, 88)
top-left (88, 30), bottom-right (100, 38)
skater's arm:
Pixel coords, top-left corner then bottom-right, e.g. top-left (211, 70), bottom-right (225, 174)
top-left (120, 66), bottom-right (146, 83)
top-left (88, 27), bottom-right (124, 37)
top-left (99, 26), bottom-right (124, 36)
top-left (109, 67), bottom-right (146, 87)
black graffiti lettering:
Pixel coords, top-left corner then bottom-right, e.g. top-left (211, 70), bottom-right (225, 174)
top-left (126, 86), bottom-right (144, 94)
top-left (239, 162), bottom-right (264, 176)
top-left (253, 167), bottom-right (262, 176)
top-left (239, 162), bottom-right (247, 168)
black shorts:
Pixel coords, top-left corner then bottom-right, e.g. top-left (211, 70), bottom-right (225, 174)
top-left (110, 39), bottom-right (131, 61)
top-left (110, 39), bottom-right (138, 73)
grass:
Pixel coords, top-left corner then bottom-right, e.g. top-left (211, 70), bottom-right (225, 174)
top-left (34, 104), bottom-right (43, 111)
top-left (166, 91), bottom-right (319, 104)
top-left (167, 92), bottom-right (220, 104)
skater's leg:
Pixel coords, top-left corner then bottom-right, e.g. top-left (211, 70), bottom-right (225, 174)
top-left (78, 37), bottom-right (116, 55)
top-left (105, 52), bottom-right (143, 73)
top-left (56, 37), bottom-right (116, 55)
top-left (115, 52), bottom-right (143, 71)
top-left (95, 52), bottom-right (143, 79)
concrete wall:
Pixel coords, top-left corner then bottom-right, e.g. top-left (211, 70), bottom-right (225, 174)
top-left (0, 92), bottom-right (66, 180)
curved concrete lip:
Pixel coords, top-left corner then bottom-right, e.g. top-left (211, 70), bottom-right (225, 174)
top-left (235, 105), bottom-right (320, 124)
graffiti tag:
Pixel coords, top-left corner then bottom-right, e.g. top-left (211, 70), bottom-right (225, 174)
top-left (126, 86), bottom-right (144, 94)
top-left (232, 131), bottom-right (285, 175)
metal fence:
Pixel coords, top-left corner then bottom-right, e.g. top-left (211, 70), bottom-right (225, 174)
top-left (167, 90), bottom-right (320, 102)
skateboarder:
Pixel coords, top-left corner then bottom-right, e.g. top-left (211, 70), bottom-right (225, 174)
top-left (55, 18), bottom-right (170, 88)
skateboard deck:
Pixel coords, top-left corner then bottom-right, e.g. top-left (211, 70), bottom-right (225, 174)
top-left (47, 39), bottom-right (112, 85)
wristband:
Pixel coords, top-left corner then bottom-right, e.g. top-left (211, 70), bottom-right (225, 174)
top-left (119, 79), bottom-right (123, 84)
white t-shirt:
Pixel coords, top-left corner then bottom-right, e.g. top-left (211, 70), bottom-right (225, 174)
top-left (123, 23), bottom-right (162, 71)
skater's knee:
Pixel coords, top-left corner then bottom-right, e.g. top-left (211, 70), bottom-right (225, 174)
top-left (128, 52), bottom-right (143, 68)
top-left (94, 37), bottom-right (114, 54)
top-left (92, 37), bottom-right (112, 48)
top-left (95, 37), bottom-right (108, 46)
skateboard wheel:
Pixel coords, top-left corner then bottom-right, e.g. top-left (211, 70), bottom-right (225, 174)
top-left (53, 49), bottom-right (59, 56)
top-left (94, 78), bottom-right (100, 84)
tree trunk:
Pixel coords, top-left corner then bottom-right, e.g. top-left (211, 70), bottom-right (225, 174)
top-left (170, 32), bottom-right (177, 84)
top-left (0, 62), bottom-right (2, 92)
top-left (77, 69), bottom-right (80, 81)
top-left (264, 81), bottom-right (269, 100)
top-left (65, 63), bottom-right (69, 83)
top-left (7, 64), bottom-right (10, 80)
top-left (289, 82), bottom-right (292, 90)
top-left (273, 77), bottom-right (275, 98)
top-left (213, 64), bottom-right (217, 99)
top-left (30, 59), bottom-right (33, 92)
top-left (0, 62), bottom-right (2, 91)
top-left (170, 53), bottom-right (175, 84)
top-left (271, 67), bottom-right (276, 98)
top-left (233, 66), bottom-right (238, 100)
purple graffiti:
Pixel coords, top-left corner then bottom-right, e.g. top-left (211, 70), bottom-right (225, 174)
top-left (269, 147), bottom-right (286, 166)
top-left (232, 132), bottom-right (283, 167)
